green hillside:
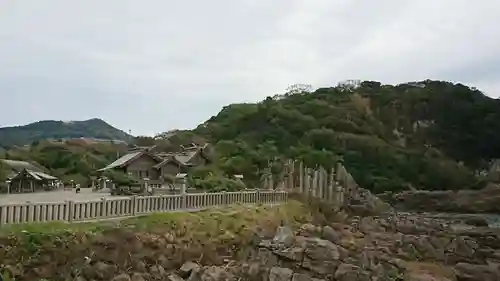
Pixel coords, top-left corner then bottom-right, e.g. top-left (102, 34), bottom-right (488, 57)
top-left (195, 80), bottom-right (498, 193)
top-left (0, 140), bottom-right (127, 185)
top-left (0, 118), bottom-right (132, 148)
top-left (1, 80), bottom-right (497, 193)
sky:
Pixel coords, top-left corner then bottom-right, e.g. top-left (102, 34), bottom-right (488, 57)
top-left (1, 1), bottom-right (500, 136)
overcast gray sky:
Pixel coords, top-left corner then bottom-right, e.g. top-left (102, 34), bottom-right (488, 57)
top-left (1, 1), bottom-right (499, 136)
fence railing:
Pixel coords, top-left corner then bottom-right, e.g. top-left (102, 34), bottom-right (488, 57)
top-left (0, 190), bottom-right (288, 225)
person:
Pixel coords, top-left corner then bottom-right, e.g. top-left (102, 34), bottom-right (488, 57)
top-left (76, 184), bottom-right (81, 193)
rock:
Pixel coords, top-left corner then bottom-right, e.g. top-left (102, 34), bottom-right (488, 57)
top-left (321, 226), bottom-right (340, 243)
top-left (149, 265), bottom-right (167, 279)
top-left (334, 263), bottom-right (370, 281)
top-left (168, 273), bottom-right (185, 281)
top-left (131, 273), bottom-right (147, 281)
top-left (3, 265), bottom-right (22, 278)
top-left (246, 262), bottom-right (263, 281)
top-left (180, 261), bottom-right (201, 278)
top-left (404, 272), bottom-right (454, 281)
top-left (301, 237), bottom-right (342, 275)
top-left (274, 246), bottom-right (305, 262)
top-left (454, 262), bottom-right (500, 281)
top-left (269, 267), bottom-right (293, 281)
top-left (93, 261), bottom-right (116, 280)
top-left (445, 237), bottom-right (479, 263)
top-left (391, 187), bottom-right (500, 213)
top-left (299, 224), bottom-right (318, 236)
top-left (32, 265), bottom-right (53, 279)
top-left (272, 226), bottom-right (295, 246)
top-left (112, 273), bottom-right (132, 281)
top-left (198, 266), bottom-right (235, 281)
top-left (158, 254), bottom-right (171, 268)
top-left (131, 260), bottom-right (147, 273)
top-left (464, 217), bottom-right (489, 227)
top-left (291, 273), bottom-right (325, 281)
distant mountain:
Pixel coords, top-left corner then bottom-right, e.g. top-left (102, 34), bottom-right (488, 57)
top-left (0, 118), bottom-right (133, 148)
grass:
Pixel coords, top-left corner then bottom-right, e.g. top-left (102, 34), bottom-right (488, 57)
top-left (0, 200), bottom-right (313, 258)
top-left (0, 201), bottom-right (314, 281)
top-left (121, 201), bottom-right (312, 243)
top-left (1, 200), bottom-right (310, 234)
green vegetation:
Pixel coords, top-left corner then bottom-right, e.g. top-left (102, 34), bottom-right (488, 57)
top-left (0, 139), bottom-right (127, 185)
top-left (0, 118), bottom-right (132, 148)
top-left (0, 201), bottom-right (312, 280)
top-left (194, 80), bottom-right (496, 193)
top-left (0, 80), bottom-right (497, 193)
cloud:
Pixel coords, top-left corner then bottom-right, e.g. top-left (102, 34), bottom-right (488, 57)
top-left (0, 0), bottom-right (499, 135)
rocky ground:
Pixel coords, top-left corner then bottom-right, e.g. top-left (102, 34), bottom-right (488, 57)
top-left (384, 184), bottom-right (500, 214)
top-left (169, 213), bottom-right (500, 281)
top-left (1, 194), bottom-right (500, 281)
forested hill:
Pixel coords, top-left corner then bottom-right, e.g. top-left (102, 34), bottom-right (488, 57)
top-left (195, 80), bottom-right (500, 193)
top-left (1, 80), bottom-right (498, 193)
top-left (0, 118), bottom-right (132, 148)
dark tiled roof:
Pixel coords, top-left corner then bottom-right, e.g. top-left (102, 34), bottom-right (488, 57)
top-left (97, 151), bottom-right (143, 171)
top-left (0, 159), bottom-right (46, 173)
top-left (99, 143), bottom-right (211, 171)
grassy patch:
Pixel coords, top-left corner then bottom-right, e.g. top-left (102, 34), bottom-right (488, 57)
top-left (0, 221), bottom-right (104, 235)
top-left (122, 201), bottom-right (312, 243)
top-left (0, 201), bottom-right (315, 280)
top-left (0, 200), bottom-right (312, 252)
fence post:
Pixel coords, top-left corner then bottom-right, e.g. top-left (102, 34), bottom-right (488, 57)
top-left (222, 191), bottom-right (227, 205)
top-left (67, 200), bottom-right (75, 223)
top-left (131, 196), bottom-right (137, 215)
top-left (26, 201), bottom-right (34, 223)
top-left (100, 198), bottom-right (107, 218)
top-left (256, 189), bottom-right (261, 204)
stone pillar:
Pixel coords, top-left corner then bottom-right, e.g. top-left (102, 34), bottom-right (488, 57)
top-left (299, 162), bottom-right (304, 194)
top-left (180, 179), bottom-right (187, 194)
top-left (268, 174), bottom-right (274, 190)
top-left (305, 168), bottom-right (311, 198)
top-left (335, 162), bottom-right (343, 182)
top-left (181, 179), bottom-right (187, 209)
top-left (328, 168), bottom-right (335, 202)
top-left (316, 170), bottom-right (321, 198)
top-left (318, 168), bottom-right (325, 200)
top-left (288, 160), bottom-right (294, 190)
top-left (312, 169), bottom-right (318, 198)
top-left (336, 184), bottom-right (344, 211)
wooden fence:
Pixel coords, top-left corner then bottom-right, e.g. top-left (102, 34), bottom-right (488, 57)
top-left (0, 190), bottom-right (287, 225)
top-left (264, 161), bottom-right (359, 212)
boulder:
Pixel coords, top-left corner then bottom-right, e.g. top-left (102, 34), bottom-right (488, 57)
top-left (454, 262), bottom-right (500, 281)
top-left (272, 226), bottom-right (295, 246)
top-left (112, 273), bottom-right (132, 281)
top-left (179, 261), bottom-right (201, 278)
top-left (321, 226), bottom-right (340, 243)
top-left (269, 267), bottom-right (293, 281)
top-left (464, 217), bottom-right (489, 227)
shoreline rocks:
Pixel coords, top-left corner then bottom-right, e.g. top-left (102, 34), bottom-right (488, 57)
top-left (388, 185), bottom-right (500, 214)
